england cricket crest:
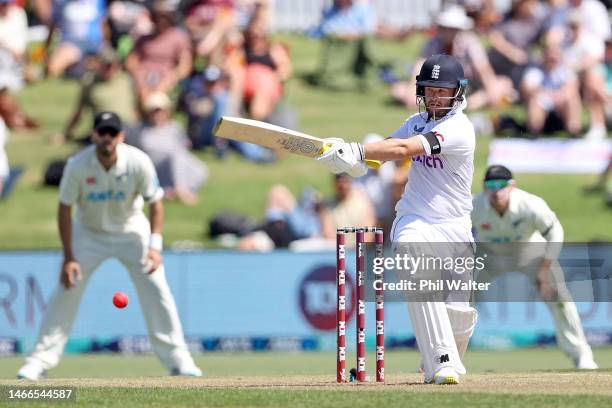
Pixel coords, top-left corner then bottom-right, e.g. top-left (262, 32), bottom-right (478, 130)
top-left (431, 64), bottom-right (440, 79)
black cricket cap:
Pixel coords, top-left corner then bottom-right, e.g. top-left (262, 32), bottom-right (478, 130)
top-left (484, 165), bottom-right (513, 181)
top-left (93, 111), bottom-right (122, 132)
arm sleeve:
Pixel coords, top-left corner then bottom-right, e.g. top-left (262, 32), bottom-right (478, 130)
top-left (138, 155), bottom-right (164, 203)
top-left (58, 159), bottom-right (80, 205)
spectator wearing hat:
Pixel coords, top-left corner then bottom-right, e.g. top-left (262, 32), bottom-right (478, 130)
top-left (126, 0), bottom-right (192, 108)
top-left (45, 0), bottom-right (107, 77)
top-left (391, 5), bottom-right (515, 110)
top-left (179, 65), bottom-right (231, 150)
top-left (59, 48), bottom-right (137, 144)
top-left (132, 92), bottom-right (208, 206)
top-left (520, 45), bottom-right (582, 137)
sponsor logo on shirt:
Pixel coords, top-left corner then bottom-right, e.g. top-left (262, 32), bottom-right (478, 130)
top-left (86, 190), bottom-right (126, 202)
top-left (86, 176), bottom-right (96, 185)
top-left (481, 223), bottom-right (491, 231)
top-left (413, 155), bottom-right (444, 169)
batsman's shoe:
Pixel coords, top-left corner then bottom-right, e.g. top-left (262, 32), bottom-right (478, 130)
top-left (17, 363), bottom-right (47, 380)
top-left (431, 367), bottom-right (459, 385)
top-left (170, 366), bottom-right (203, 377)
top-left (575, 356), bottom-right (598, 370)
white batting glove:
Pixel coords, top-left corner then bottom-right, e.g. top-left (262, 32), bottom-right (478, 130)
top-left (316, 139), bottom-right (368, 177)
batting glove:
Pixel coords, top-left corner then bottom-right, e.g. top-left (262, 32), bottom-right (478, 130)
top-left (316, 139), bottom-right (367, 177)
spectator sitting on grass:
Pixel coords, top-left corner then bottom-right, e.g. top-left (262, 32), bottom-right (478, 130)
top-left (44, 0), bottom-right (107, 78)
top-left (126, 0), bottom-right (192, 109)
top-left (306, 0), bottom-right (377, 90)
top-left (131, 92), bottom-right (208, 206)
top-left (227, 13), bottom-right (292, 121)
top-left (107, 0), bottom-right (154, 57)
top-left (488, 0), bottom-right (545, 89)
top-left (237, 173), bottom-right (376, 251)
top-left (520, 45), bottom-right (582, 138)
top-left (237, 183), bottom-right (324, 252)
top-left (0, 0), bottom-right (38, 130)
top-left (57, 47), bottom-right (137, 144)
top-left (560, 12), bottom-right (607, 140)
top-left (319, 172), bottom-right (376, 245)
top-left (185, 0), bottom-right (238, 67)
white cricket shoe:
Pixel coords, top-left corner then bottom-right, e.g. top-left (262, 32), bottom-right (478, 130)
top-left (17, 363), bottom-right (46, 380)
top-left (431, 367), bottom-right (459, 385)
top-left (171, 366), bottom-right (203, 377)
top-left (575, 356), bottom-right (598, 370)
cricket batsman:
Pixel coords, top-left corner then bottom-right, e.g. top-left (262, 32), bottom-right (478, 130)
top-left (472, 165), bottom-right (598, 369)
top-left (17, 112), bottom-right (201, 379)
top-left (317, 54), bottom-right (478, 384)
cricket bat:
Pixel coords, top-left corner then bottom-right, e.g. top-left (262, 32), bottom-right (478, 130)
top-left (213, 116), bottom-right (381, 169)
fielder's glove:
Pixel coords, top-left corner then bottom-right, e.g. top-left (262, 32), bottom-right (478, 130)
top-left (316, 138), bottom-right (368, 177)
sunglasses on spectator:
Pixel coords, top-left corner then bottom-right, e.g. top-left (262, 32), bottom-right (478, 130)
top-left (484, 179), bottom-right (513, 191)
top-left (97, 127), bottom-right (120, 137)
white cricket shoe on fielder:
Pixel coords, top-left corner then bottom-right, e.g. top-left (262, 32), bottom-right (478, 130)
top-left (17, 363), bottom-right (46, 380)
top-left (431, 367), bottom-right (459, 385)
top-left (171, 366), bottom-right (203, 377)
top-left (575, 356), bottom-right (598, 370)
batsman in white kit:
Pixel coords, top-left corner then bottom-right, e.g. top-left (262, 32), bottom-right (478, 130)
top-left (472, 165), bottom-right (598, 369)
top-left (317, 54), bottom-right (478, 384)
top-left (17, 112), bottom-right (201, 380)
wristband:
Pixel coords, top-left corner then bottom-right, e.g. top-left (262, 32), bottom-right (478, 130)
top-left (149, 233), bottom-right (163, 252)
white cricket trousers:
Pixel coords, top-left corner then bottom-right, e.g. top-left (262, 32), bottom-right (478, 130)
top-left (391, 215), bottom-right (478, 382)
top-left (25, 223), bottom-right (196, 372)
top-left (483, 255), bottom-right (594, 362)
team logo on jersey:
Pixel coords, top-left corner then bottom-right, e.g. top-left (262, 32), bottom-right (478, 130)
top-left (431, 64), bottom-right (440, 79)
top-left (481, 223), bottom-right (491, 230)
top-left (86, 189), bottom-right (126, 202)
top-left (413, 155), bottom-right (443, 169)
top-left (86, 176), bottom-right (96, 185)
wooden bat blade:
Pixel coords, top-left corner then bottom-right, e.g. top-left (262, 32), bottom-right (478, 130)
top-left (213, 116), bottom-right (382, 169)
top-left (213, 116), bottom-right (325, 158)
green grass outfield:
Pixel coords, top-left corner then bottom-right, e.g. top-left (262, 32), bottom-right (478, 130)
top-left (1, 349), bottom-right (612, 407)
top-left (1, 34), bottom-right (611, 249)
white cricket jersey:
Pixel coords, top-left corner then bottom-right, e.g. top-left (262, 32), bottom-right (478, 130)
top-left (391, 102), bottom-right (475, 224)
top-left (472, 188), bottom-right (564, 258)
top-left (59, 143), bottom-right (164, 234)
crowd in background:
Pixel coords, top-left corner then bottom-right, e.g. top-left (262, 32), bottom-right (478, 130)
top-left (0, 0), bottom-right (610, 247)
